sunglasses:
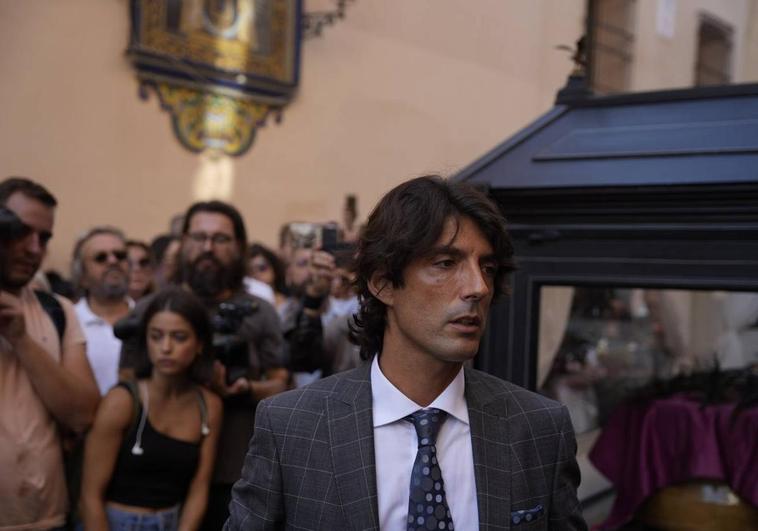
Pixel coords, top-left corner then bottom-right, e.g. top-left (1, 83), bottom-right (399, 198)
top-left (92, 250), bottom-right (128, 264)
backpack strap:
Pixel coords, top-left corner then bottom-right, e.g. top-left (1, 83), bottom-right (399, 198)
top-left (34, 290), bottom-right (65, 345)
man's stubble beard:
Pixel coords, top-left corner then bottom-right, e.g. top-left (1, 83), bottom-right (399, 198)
top-left (87, 267), bottom-right (129, 301)
top-left (0, 268), bottom-right (34, 291)
top-left (0, 252), bottom-right (39, 292)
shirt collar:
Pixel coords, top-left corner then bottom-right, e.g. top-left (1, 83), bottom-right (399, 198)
top-left (75, 297), bottom-right (134, 326)
top-left (371, 355), bottom-right (469, 428)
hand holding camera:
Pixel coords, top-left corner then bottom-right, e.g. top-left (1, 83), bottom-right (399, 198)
top-left (211, 299), bottom-right (257, 387)
top-left (210, 360), bottom-right (250, 398)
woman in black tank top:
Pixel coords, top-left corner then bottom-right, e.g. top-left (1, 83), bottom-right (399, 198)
top-left (81, 288), bottom-right (223, 530)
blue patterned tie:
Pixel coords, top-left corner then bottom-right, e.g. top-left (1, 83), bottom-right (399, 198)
top-left (406, 408), bottom-right (454, 531)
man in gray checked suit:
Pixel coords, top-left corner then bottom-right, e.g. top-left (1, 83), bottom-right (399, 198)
top-left (225, 176), bottom-right (587, 530)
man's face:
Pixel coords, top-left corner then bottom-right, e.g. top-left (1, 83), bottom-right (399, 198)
top-left (331, 267), bottom-right (355, 300)
top-left (159, 238), bottom-right (181, 282)
top-left (286, 248), bottom-right (311, 294)
top-left (0, 193), bottom-right (54, 291)
top-left (380, 216), bottom-right (496, 365)
top-left (80, 233), bottom-right (129, 301)
top-left (127, 244), bottom-right (154, 298)
top-left (181, 211), bottom-right (241, 298)
top-left (249, 255), bottom-right (275, 287)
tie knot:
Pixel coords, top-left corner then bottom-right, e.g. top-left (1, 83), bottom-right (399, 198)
top-left (405, 408), bottom-right (447, 447)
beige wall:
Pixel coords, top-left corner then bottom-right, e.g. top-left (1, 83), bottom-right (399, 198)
top-left (744, 0), bottom-right (758, 80)
top-left (0, 0), bottom-right (585, 273)
top-left (631, 0), bottom-right (757, 90)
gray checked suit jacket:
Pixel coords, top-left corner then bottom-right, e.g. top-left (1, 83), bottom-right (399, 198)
top-left (224, 362), bottom-right (586, 530)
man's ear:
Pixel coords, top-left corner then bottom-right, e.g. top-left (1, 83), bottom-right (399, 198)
top-left (368, 271), bottom-right (393, 306)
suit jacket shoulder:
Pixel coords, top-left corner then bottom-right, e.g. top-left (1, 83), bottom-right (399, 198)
top-left (465, 367), bottom-right (567, 419)
top-left (261, 364), bottom-right (369, 414)
top-left (226, 364), bottom-right (378, 531)
top-left (464, 367), bottom-right (587, 530)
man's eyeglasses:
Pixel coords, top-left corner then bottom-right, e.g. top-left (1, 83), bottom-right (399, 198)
top-left (92, 250), bottom-right (128, 264)
top-left (186, 232), bottom-right (234, 246)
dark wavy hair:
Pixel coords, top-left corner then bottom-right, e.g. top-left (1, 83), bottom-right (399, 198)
top-left (249, 242), bottom-right (288, 296)
top-left (134, 287), bottom-right (214, 384)
top-left (350, 175), bottom-right (515, 360)
top-left (178, 200), bottom-right (248, 291)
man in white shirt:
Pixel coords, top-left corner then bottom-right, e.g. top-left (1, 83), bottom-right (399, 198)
top-left (225, 176), bottom-right (586, 530)
top-left (72, 227), bottom-right (132, 395)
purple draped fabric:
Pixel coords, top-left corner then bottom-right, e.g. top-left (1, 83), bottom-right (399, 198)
top-left (589, 395), bottom-right (758, 530)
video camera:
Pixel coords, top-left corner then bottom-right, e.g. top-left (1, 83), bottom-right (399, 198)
top-left (115, 298), bottom-right (258, 386)
top-left (211, 299), bottom-right (257, 385)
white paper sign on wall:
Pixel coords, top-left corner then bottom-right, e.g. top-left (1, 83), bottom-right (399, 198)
top-left (656, 0), bottom-right (677, 39)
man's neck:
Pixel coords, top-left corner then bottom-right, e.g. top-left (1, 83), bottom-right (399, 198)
top-left (377, 347), bottom-right (462, 407)
top-left (87, 296), bottom-right (130, 325)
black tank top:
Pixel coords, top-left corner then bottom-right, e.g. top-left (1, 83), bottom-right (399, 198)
top-left (106, 382), bottom-right (202, 508)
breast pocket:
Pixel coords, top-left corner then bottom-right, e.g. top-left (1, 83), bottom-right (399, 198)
top-left (510, 504), bottom-right (546, 529)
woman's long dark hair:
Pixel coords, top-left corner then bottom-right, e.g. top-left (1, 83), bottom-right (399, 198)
top-left (350, 175), bottom-right (515, 360)
top-left (134, 287), bottom-right (214, 384)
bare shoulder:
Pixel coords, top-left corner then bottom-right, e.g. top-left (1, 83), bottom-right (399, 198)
top-left (199, 386), bottom-right (223, 417)
top-left (94, 385), bottom-right (136, 430)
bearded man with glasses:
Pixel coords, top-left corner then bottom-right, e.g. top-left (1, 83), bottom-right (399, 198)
top-left (71, 226), bottom-right (133, 396)
top-left (118, 200), bottom-right (288, 530)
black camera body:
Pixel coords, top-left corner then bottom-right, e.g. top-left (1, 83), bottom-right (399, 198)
top-left (211, 299), bottom-right (258, 386)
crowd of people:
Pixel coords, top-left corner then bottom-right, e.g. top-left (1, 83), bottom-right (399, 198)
top-left (1, 175), bottom-right (585, 531)
top-left (0, 176), bottom-right (362, 530)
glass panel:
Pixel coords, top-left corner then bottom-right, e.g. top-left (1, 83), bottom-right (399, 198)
top-left (538, 286), bottom-right (758, 435)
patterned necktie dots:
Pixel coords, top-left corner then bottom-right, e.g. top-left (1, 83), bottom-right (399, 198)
top-left (406, 408), bottom-right (455, 531)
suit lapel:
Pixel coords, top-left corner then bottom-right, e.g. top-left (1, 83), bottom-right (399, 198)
top-left (466, 368), bottom-right (511, 530)
top-left (326, 363), bottom-right (380, 531)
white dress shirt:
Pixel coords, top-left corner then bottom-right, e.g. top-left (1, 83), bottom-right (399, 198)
top-left (74, 298), bottom-right (133, 396)
top-left (371, 356), bottom-right (479, 530)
